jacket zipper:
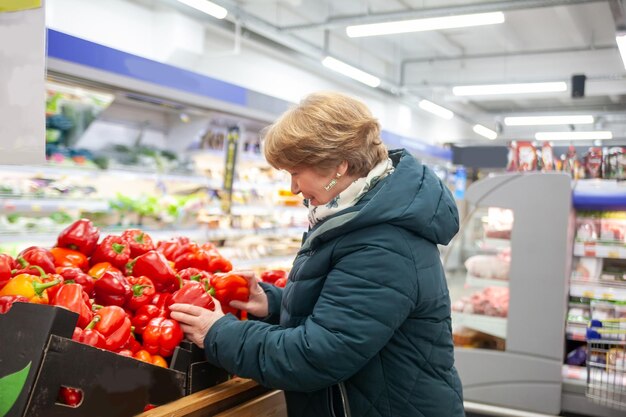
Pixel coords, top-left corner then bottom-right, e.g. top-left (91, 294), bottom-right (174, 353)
top-left (338, 382), bottom-right (352, 417)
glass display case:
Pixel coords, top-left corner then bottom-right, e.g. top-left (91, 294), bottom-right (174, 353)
top-left (446, 207), bottom-right (512, 351)
top-left (443, 172), bottom-right (572, 415)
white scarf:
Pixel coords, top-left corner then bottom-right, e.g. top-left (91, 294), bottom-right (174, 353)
top-left (304, 158), bottom-right (394, 227)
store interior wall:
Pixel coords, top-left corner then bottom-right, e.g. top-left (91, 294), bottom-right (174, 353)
top-left (45, 0), bottom-right (474, 146)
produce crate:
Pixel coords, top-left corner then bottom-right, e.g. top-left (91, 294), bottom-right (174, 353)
top-left (0, 302), bottom-right (227, 417)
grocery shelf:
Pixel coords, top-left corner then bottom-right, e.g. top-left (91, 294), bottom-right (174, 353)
top-left (0, 227), bottom-right (305, 245)
top-left (0, 164), bottom-right (222, 187)
top-left (205, 227), bottom-right (303, 241)
top-left (478, 238), bottom-right (511, 250)
top-left (569, 279), bottom-right (626, 302)
top-left (573, 241), bottom-right (626, 259)
top-left (231, 205), bottom-right (305, 216)
top-left (451, 312), bottom-right (507, 339)
top-left (465, 273), bottom-right (509, 288)
top-left (0, 197), bottom-right (109, 213)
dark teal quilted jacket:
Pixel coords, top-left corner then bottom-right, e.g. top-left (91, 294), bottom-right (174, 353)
top-left (204, 149), bottom-right (464, 416)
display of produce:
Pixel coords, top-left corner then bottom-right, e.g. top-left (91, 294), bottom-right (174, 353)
top-left (0, 218), bottom-right (291, 415)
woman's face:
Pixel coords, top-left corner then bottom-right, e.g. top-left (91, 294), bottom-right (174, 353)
top-left (287, 166), bottom-right (337, 206)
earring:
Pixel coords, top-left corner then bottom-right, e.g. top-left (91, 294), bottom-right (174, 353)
top-left (324, 173), bottom-right (342, 191)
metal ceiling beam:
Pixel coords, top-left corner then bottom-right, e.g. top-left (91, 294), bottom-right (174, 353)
top-left (279, 0), bottom-right (606, 32)
top-left (400, 44), bottom-right (616, 85)
top-left (403, 44), bottom-right (616, 65)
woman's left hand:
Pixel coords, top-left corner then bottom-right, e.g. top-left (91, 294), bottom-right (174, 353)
top-left (169, 300), bottom-right (225, 348)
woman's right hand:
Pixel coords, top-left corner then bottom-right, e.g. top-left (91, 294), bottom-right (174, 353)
top-left (228, 271), bottom-right (269, 318)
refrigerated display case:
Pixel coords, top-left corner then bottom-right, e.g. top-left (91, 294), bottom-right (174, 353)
top-left (561, 179), bottom-right (626, 417)
top-left (444, 172), bottom-right (572, 415)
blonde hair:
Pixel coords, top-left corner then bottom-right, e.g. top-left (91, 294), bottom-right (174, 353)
top-left (263, 91), bottom-right (387, 177)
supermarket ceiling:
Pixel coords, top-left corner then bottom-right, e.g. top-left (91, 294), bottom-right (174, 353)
top-left (158, 0), bottom-right (626, 143)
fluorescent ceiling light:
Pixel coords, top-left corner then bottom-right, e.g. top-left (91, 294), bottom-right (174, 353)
top-left (535, 131), bottom-right (613, 141)
top-left (418, 100), bottom-right (454, 120)
top-left (453, 82), bottom-right (567, 96)
top-left (177, 0), bottom-right (227, 19)
top-left (473, 124), bottom-right (497, 140)
top-left (322, 56), bottom-right (381, 88)
top-left (505, 115), bottom-right (594, 126)
top-left (617, 33), bottom-right (626, 70)
top-left (346, 12), bottom-right (504, 37)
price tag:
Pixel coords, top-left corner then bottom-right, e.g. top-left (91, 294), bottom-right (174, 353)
top-left (601, 293), bottom-right (614, 300)
top-left (608, 250), bottom-right (620, 259)
top-left (31, 204), bottom-right (41, 212)
top-left (582, 290), bottom-right (595, 298)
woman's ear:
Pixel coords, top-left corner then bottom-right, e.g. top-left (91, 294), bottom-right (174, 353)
top-left (338, 160), bottom-right (349, 176)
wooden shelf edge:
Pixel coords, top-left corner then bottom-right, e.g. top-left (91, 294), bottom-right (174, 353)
top-left (135, 378), bottom-right (269, 417)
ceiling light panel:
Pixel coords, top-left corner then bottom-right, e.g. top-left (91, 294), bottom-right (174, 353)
top-left (473, 124), bottom-right (497, 140)
top-left (534, 131), bottom-right (613, 141)
top-left (346, 12), bottom-right (505, 38)
top-left (322, 57), bottom-right (381, 88)
top-left (504, 115), bottom-right (594, 126)
top-left (418, 100), bottom-right (454, 120)
top-left (177, 0), bottom-right (228, 19)
top-left (617, 33), bottom-right (626, 70)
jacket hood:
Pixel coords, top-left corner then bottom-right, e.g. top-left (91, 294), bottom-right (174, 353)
top-left (301, 149), bottom-right (459, 251)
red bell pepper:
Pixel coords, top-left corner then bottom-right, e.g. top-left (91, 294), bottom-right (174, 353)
top-left (57, 218), bottom-right (100, 256)
top-left (94, 305), bottom-right (132, 351)
top-left (53, 283), bottom-right (93, 328)
top-left (0, 254), bottom-right (15, 290)
top-left (207, 257), bottom-right (233, 273)
top-left (260, 269), bottom-right (287, 285)
top-left (57, 387), bottom-right (82, 407)
top-left (72, 319), bottom-right (106, 349)
top-left (0, 295), bottom-right (29, 314)
top-left (210, 273), bottom-right (250, 316)
top-left (121, 229), bottom-right (155, 258)
top-left (91, 235), bottom-right (131, 270)
top-left (0, 271), bottom-right (60, 304)
top-left (131, 304), bottom-right (164, 336)
top-left (57, 267), bottom-right (95, 297)
top-left (274, 277), bottom-right (287, 288)
top-left (94, 270), bottom-right (131, 307)
top-left (173, 244), bottom-right (212, 272)
top-left (142, 316), bottom-right (183, 358)
top-left (156, 236), bottom-right (190, 261)
top-left (167, 281), bottom-right (215, 316)
top-left (125, 276), bottom-right (156, 312)
top-left (178, 267), bottom-right (212, 284)
top-left (42, 272), bottom-right (66, 303)
top-left (152, 292), bottom-right (173, 310)
top-left (127, 251), bottom-right (178, 293)
top-left (16, 246), bottom-right (56, 274)
top-left (50, 247), bottom-right (89, 271)
top-left (120, 333), bottom-right (142, 354)
top-left (134, 349), bottom-right (168, 368)
top-left (87, 262), bottom-right (119, 280)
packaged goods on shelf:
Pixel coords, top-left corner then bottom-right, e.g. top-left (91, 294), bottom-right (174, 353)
top-left (464, 254), bottom-right (509, 281)
top-left (572, 257), bottom-right (603, 281)
top-left (452, 287), bottom-right (509, 318)
top-left (453, 326), bottom-right (506, 351)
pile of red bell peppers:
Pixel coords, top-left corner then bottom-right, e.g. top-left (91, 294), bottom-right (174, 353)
top-left (0, 219), bottom-right (273, 408)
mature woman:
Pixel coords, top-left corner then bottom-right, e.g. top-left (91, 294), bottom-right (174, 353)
top-left (170, 92), bottom-right (464, 417)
